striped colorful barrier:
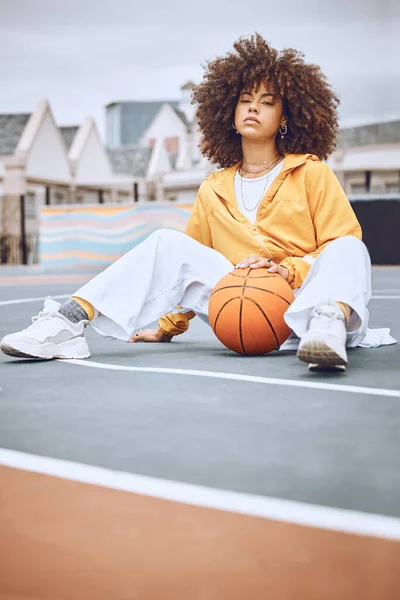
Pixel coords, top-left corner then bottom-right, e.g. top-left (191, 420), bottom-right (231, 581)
top-left (39, 204), bottom-right (193, 267)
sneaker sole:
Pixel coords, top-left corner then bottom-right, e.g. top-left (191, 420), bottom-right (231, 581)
top-left (297, 338), bottom-right (347, 368)
top-left (0, 337), bottom-right (90, 360)
top-left (308, 363), bottom-right (346, 372)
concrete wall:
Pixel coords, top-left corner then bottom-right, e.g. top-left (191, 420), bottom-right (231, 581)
top-left (37, 198), bottom-right (400, 268)
top-left (39, 203), bottom-right (192, 267)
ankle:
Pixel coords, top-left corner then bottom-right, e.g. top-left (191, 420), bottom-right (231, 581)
top-left (70, 296), bottom-right (96, 321)
top-left (60, 298), bottom-right (91, 324)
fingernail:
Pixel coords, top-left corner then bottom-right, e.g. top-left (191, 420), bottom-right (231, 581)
top-left (267, 267), bottom-right (273, 272)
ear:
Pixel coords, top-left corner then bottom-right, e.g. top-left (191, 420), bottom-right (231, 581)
top-left (281, 117), bottom-right (287, 128)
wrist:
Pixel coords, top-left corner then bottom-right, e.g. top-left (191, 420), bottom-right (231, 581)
top-left (157, 327), bottom-right (173, 342)
top-left (280, 262), bottom-right (295, 284)
top-left (280, 266), bottom-right (289, 280)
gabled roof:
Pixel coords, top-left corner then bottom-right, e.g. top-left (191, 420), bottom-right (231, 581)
top-left (0, 113), bottom-right (31, 156)
top-left (337, 120), bottom-right (400, 149)
top-left (106, 100), bottom-right (180, 146)
top-left (108, 146), bottom-right (153, 178)
top-left (59, 126), bottom-right (79, 150)
top-left (180, 81), bottom-right (196, 90)
top-left (174, 109), bottom-right (190, 129)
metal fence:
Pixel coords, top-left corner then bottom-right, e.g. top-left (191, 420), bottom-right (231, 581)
top-left (0, 234), bottom-right (39, 265)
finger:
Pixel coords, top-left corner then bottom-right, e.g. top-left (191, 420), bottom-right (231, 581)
top-left (267, 264), bottom-right (279, 273)
top-left (249, 260), bottom-right (267, 269)
top-left (236, 256), bottom-right (260, 269)
top-left (249, 258), bottom-right (275, 269)
top-left (129, 331), bottom-right (143, 342)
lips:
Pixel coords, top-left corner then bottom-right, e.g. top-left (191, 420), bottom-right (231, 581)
top-left (244, 117), bottom-right (260, 124)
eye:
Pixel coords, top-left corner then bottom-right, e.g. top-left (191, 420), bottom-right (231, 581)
top-left (262, 101), bottom-right (273, 106)
top-left (240, 99), bottom-right (251, 103)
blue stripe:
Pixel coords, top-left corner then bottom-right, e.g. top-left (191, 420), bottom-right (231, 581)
top-left (39, 228), bottom-right (184, 262)
top-left (40, 221), bottom-right (155, 240)
top-left (41, 206), bottom-right (191, 223)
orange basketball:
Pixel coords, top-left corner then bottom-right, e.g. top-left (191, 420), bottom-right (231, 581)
top-left (208, 268), bottom-right (295, 355)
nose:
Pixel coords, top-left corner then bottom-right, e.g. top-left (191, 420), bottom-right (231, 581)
top-left (249, 104), bottom-right (258, 113)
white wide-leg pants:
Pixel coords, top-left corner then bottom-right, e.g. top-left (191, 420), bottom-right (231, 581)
top-left (74, 230), bottom-right (373, 347)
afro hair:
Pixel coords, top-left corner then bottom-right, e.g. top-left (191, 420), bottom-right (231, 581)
top-left (192, 33), bottom-right (340, 167)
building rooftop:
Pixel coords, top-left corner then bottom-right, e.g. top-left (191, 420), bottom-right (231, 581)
top-left (180, 81), bottom-right (196, 90)
top-left (108, 146), bottom-right (153, 178)
top-left (106, 100), bottom-right (180, 146)
top-left (337, 120), bottom-right (400, 149)
top-left (174, 109), bottom-right (190, 129)
top-left (59, 126), bottom-right (79, 151)
top-left (0, 113), bottom-right (31, 156)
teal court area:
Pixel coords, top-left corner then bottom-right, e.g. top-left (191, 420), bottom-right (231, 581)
top-left (1, 265), bottom-right (399, 517)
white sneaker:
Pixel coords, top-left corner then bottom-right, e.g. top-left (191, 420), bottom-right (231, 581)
top-left (297, 304), bottom-right (347, 369)
top-left (0, 297), bottom-right (90, 359)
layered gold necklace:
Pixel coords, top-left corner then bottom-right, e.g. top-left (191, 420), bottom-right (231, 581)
top-left (241, 153), bottom-right (280, 174)
top-left (239, 154), bottom-right (283, 212)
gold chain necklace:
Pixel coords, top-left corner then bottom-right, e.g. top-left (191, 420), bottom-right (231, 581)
top-left (242, 153), bottom-right (279, 174)
top-left (239, 157), bottom-right (282, 212)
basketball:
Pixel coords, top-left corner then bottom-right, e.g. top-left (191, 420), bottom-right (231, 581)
top-left (208, 268), bottom-right (295, 355)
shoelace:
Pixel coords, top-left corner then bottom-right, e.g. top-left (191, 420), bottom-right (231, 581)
top-left (24, 311), bottom-right (54, 331)
top-left (311, 307), bottom-right (344, 331)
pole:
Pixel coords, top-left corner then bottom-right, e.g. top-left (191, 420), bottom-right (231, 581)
top-left (133, 182), bottom-right (139, 202)
top-left (20, 194), bottom-right (28, 265)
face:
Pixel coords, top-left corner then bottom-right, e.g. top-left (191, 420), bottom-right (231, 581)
top-left (234, 81), bottom-right (286, 141)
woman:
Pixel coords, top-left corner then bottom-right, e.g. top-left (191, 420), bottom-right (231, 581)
top-left (1, 34), bottom-right (394, 370)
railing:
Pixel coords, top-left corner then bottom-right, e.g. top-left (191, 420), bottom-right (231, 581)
top-left (349, 187), bottom-right (400, 197)
top-left (0, 234), bottom-right (39, 265)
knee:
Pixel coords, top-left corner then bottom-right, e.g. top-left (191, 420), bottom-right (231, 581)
top-left (150, 228), bottom-right (185, 243)
top-left (329, 236), bottom-right (366, 252)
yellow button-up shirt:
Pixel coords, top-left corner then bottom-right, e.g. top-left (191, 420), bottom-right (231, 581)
top-left (158, 153), bottom-right (361, 337)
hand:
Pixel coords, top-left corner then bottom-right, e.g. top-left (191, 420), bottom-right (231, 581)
top-left (234, 255), bottom-right (289, 280)
top-left (129, 328), bottom-right (173, 343)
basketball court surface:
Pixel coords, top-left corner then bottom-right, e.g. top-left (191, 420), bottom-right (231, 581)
top-left (1, 265), bottom-right (400, 599)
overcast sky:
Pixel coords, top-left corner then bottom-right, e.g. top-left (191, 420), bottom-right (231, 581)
top-left (0, 0), bottom-right (398, 138)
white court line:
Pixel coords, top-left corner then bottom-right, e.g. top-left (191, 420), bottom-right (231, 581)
top-left (0, 294), bottom-right (399, 307)
top-left (1, 448), bottom-right (399, 541)
top-left (0, 294), bottom-right (69, 306)
top-left (63, 359), bottom-right (400, 398)
top-left (372, 289), bottom-right (400, 293)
